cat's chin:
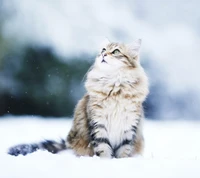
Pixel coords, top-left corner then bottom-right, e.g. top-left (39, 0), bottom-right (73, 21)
top-left (97, 65), bottom-right (120, 73)
top-left (98, 65), bottom-right (111, 71)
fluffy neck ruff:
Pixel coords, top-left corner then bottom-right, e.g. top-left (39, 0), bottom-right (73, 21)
top-left (85, 66), bottom-right (148, 101)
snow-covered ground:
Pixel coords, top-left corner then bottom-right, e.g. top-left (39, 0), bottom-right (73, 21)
top-left (0, 116), bottom-right (200, 178)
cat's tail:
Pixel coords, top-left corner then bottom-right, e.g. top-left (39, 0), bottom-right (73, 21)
top-left (7, 139), bottom-right (67, 156)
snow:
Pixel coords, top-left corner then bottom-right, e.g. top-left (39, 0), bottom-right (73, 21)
top-left (0, 116), bottom-right (200, 178)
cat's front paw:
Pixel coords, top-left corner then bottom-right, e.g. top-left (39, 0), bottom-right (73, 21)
top-left (8, 144), bottom-right (39, 156)
top-left (93, 144), bottom-right (113, 158)
top-left (95, 150), bottom-right (112, 158)
top-left (115, 144), bottom-right (133, 158)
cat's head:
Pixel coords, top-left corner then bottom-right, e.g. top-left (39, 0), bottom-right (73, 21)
top-left (94, 39), bottom-right (142, 71)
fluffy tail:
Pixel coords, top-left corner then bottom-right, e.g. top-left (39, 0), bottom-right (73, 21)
top-left (8, 139), bottom-right (67, 156)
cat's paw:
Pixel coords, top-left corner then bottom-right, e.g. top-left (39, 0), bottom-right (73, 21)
top-left (95, 150), bottom-right (113, 158)
top-left (93, 144), bottom-right (113, 158)
top-left (115, 145), bottom-right (133, 158)
top-left (8, 144), bottom-right (39, 156)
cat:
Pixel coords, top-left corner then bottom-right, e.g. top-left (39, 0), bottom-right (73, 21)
top-left (8, 39), bottom-right (149, 158)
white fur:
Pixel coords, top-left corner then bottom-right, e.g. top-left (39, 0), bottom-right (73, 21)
top-left (86, 68), bottom-right (144, 148)
top-left (93, 96), bottom-right (139, 147)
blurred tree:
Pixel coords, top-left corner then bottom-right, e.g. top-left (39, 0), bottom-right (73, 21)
top-left (0, 46), bottom-right (92, 117)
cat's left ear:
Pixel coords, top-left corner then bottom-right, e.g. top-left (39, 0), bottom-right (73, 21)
top-left (99, 37), bottom-right (110, 49)
top-left (126, 39), bottom-right (142, 55)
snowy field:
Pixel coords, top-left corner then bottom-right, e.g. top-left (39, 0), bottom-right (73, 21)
top-left (0, 116), bottom-right (200, 178)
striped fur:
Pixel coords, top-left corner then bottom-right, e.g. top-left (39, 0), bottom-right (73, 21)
top-left (67, 39), bottom-right (148, 158)
top-left (8, 39), bottom-right (149, 158)
top-left (8, 139), bottom-right (66, 156)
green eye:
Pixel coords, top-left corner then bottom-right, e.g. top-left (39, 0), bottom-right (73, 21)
top-left (101, 48), bottom-right (106, 53)
top-left (112, 49), bottom-right (120, 55)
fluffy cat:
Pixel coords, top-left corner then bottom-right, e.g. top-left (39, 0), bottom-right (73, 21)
top-left (8, 39), bottom-right (149, 158)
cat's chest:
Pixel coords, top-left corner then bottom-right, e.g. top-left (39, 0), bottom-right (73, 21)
top-left (101, 97), bottom-right (138, 146)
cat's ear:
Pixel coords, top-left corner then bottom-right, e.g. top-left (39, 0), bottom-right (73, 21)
top-left (100, 38), bottom-right (110, 49)
top-left (126, 39), bottom-right (142, 54)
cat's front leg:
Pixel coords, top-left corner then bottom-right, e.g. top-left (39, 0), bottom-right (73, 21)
top-left (115, 124), bottom-right (138, 158)
top-left (89, 120), bottom-right (113, 158)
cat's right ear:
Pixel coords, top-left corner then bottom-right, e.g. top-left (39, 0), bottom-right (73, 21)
top-left (99, 38), bottom-right (110, 49)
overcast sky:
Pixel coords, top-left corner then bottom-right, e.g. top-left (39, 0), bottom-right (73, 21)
top-left (1, 0), bottom-right (200, 118)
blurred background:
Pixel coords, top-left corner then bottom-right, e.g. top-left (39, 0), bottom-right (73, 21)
top-left (0, 0), bottom-right (200, 120)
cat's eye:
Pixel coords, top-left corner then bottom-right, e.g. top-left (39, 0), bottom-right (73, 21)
top-left (101, 48), bottom-right (106, 53)
top-left (112, 49), bottom-right (120, 55)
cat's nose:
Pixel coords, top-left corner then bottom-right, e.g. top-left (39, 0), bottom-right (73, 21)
top-left (103, 53), bottom-right (107, 57)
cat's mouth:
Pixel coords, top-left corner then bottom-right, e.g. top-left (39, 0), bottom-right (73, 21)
top-left (101, 59), bottom-right (107, 63)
